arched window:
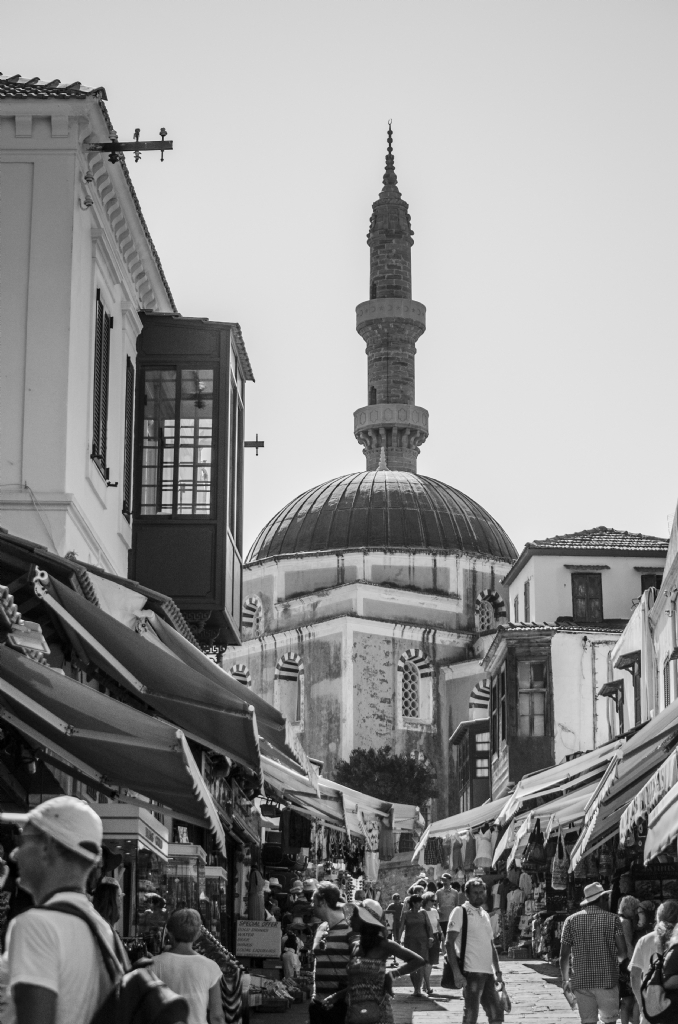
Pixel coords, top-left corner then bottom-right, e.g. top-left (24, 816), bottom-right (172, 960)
top-left (475, 590), bottom-right (506, 632)
top-left (369, 386), bottom-right (377, 406)
top-left (242, 595), bottom-right (263, 637)
top-left (274, 654), bottom-right (304, 725)
top-left (397, 650), bottom-right (433, 728)
top-left (228, 663), bottom-right (251, 687)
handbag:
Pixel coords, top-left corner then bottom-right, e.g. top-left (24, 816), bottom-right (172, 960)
top-left (346, 999), bottom-right (382, 1024)
top-left (441, 907), bottom-right (468, 989)
top-left (497, 980), bottom-right (512, 1013)
top-left (641, 952), bottom-right (678, 1023)
top-left (551, 834), bottom-right (569, 891)
top-left (310, 997), bottom-right (347, 1024)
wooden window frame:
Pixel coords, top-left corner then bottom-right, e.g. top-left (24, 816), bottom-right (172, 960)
top-left (517, 660), bottom-right (548, 738)
top-left (632, 660), bottom-right (642, 727)
top-left (514, 595), bottom-right (519, 623)
top-left (524, 580), bottom-right (531, 622)
top-left (571, 572), bottom-right (603, 623)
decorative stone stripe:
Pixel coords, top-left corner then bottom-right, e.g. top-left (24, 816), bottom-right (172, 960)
top-left (396, 649), bottom-right (433, 679)
top-left (469, 678), bottom-right (491, 710)
top-left (242, 595), bottom-right (263, 631)
top-left (228, 663), bottom-right (251, 686)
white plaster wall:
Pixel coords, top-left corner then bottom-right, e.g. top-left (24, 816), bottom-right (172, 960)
top-left (508, 553), bottom-right (665, 624)
top-left (0, 99), bottom-right (172, 573)
top-left (550, 632), bottom-right (619, 760)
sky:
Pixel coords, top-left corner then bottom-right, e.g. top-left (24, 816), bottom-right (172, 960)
top-left (4, 1), bottom-right (678, 557)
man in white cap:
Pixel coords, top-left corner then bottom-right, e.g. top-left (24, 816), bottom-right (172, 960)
top-left (3, 795), bottom-right (118, 1024)
top-left (560, 882), bottom-right (627, 1024)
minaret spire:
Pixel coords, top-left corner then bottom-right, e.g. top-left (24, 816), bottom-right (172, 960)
top-left (382, 120), bottom-right (399, 193)
top-left (353, 124), bottom-right (429, 473)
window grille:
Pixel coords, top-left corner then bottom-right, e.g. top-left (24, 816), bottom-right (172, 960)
top-left (122, 357), bottom-right (134, 519)
top-left (477, 600), bottom-right (494, 632)
top-left (401, 660), bottom-right (420, 718)
top-left (92, 291), bottom-right (112, 477)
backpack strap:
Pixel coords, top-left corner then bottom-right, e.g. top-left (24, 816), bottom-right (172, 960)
top-left (459, 907), bottom-right (468, 975)
top-left (38, 902), bottom-right (123, 983)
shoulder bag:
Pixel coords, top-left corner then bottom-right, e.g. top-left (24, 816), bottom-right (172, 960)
top-left (441, 907), bottom-right (467, 989)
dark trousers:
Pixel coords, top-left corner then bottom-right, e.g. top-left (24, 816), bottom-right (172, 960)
top-left (462, 973), bottom-right (504, 1024)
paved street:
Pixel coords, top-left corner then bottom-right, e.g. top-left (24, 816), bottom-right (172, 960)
top-left (253, 961), bottom-right (575, 1024)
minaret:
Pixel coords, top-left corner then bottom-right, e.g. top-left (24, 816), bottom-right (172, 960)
top-left (353, 123), bottom-right (428, 472)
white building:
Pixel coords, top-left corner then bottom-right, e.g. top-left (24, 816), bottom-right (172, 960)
top-left (449, 527), bottom-right (667, 808)
top-left (0, 74), bottom-right (174, 575)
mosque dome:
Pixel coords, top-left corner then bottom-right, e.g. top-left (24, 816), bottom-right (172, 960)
top-left (246, 471), bottom-right (517, 564)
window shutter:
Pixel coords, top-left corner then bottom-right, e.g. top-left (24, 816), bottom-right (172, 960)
top-left (92, 293), bottom-right (104, 459)
top-left (99, 312), bottom-right (111, 468)
top-left (122, 357), bottom-right (135, 518)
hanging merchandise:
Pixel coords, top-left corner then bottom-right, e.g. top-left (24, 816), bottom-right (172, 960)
top-left (363, 851), bottom-right (380, 883)
top-left (475, 828), bottom-right (493, 870)
top-left (551, 834), bottom-right (569, 891)
top-left (379, 824), bottom-right (395, 861)
top-left (452, 836), bottom-right (464, 872)
top-left (523, 819), bottom-right (546, 869)
top-left (360, 815), bottom-right (380, 853)
top-left (598, 847), bottom-right (613, 877)
top-left (464, 832), bottom-right (477, 871)
top-left (424, 835), bottom-right (445, 866)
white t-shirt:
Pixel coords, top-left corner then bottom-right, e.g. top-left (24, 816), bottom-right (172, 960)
top-left (630, 933), bottom-right (662, 1024)
top-left (447, 902), bottom-right (494, 974)
top-left (152, 951), bottom-right (222, 1024)
top-left (4, 891), bottom-right (115, 1024)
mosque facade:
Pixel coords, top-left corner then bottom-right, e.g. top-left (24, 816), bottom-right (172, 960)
top-left (222, 129), bottom-right (517, 819)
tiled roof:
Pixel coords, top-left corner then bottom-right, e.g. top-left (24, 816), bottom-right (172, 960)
top-left (503, 526), bottom-right (667, 586)
top-left (0, 74), bottom-right (176, 313)
top-left (0, 74), bottom-right (107, 99)
top-left (531, 526), bottom-right (668, 552)
top-left (480, 620), bottom-right (624, 667)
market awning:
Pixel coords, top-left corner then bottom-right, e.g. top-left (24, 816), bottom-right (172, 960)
top-left (496, 740), bottom-right (622, 827)
top-left (492, 783), bottom-right (598, 866)
top-left (41, 579), bottom-right (262, 781)
top-left (261, 755), bottom-right (346, 830)
top-left (0, 645), bottom-right (226, 853)
top-left (645, 781), bottom-right (678, 863)
top-left (147, 612), bottom-right (302, 766)
top-left (412, 798), bottom-right (507, 862)
top-left (619, 748), bottom-right (678, 841)
top-left (570, 699), bottom-right (678, 870)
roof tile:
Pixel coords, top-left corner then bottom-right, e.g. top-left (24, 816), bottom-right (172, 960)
top-left (531, 526), bottom-right (668, 552)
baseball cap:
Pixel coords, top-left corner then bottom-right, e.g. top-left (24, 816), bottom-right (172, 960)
top-left (9, 796), bottom-right (103, 864)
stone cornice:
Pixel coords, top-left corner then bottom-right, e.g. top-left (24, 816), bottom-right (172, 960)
top-left (237, 613), bottom-right (470, 653)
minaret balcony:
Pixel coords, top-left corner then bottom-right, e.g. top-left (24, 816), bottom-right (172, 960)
top-left (354, 404), bottom-right (429, 469)
top-left (356, 298), bottom-right (426, 329)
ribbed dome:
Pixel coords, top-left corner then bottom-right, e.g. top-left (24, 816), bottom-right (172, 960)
top-left (247, 471), bottom-right (517, 564)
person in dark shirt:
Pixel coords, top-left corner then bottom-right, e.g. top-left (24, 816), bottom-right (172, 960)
top-left (385, 894), bottom-right (402, 938)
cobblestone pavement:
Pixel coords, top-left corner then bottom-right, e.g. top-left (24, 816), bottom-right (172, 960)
top-left (252, 961), bottom-right (576, 1024)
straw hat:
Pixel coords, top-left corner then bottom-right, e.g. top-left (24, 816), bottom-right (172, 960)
top-left (580, 882), bottom-right (611, 906)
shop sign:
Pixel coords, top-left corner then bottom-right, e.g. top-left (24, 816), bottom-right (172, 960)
top-left (236, 920), bottom-right (281, 957)
top-left (633, 863), bottom-right (678, 880)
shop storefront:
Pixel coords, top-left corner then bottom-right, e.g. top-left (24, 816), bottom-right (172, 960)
top-left (98, 803), bottom-right (169, 954)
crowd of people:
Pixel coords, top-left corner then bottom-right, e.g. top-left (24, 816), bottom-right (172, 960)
top-left (4, 793), bottom-right (678, 1024)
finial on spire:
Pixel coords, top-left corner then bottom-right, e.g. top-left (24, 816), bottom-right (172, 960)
top-left (382, 120), bottom-right (398, 191)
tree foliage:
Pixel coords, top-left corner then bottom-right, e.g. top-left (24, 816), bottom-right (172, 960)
top-left (333, 746), bottom-right (437, 807)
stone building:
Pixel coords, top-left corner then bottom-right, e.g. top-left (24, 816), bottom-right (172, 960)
top-left (223, 128), bottom-right (518, 818)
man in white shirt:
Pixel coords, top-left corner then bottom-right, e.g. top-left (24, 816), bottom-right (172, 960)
top-left (436, 874), bottom-right (458, 933)
top-left (3, 795), bottom-right (117, 1024)
top-left (630, 901), bottom-right (678, 1024)
top-left (445, 877), bottom-right (504, 1024)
